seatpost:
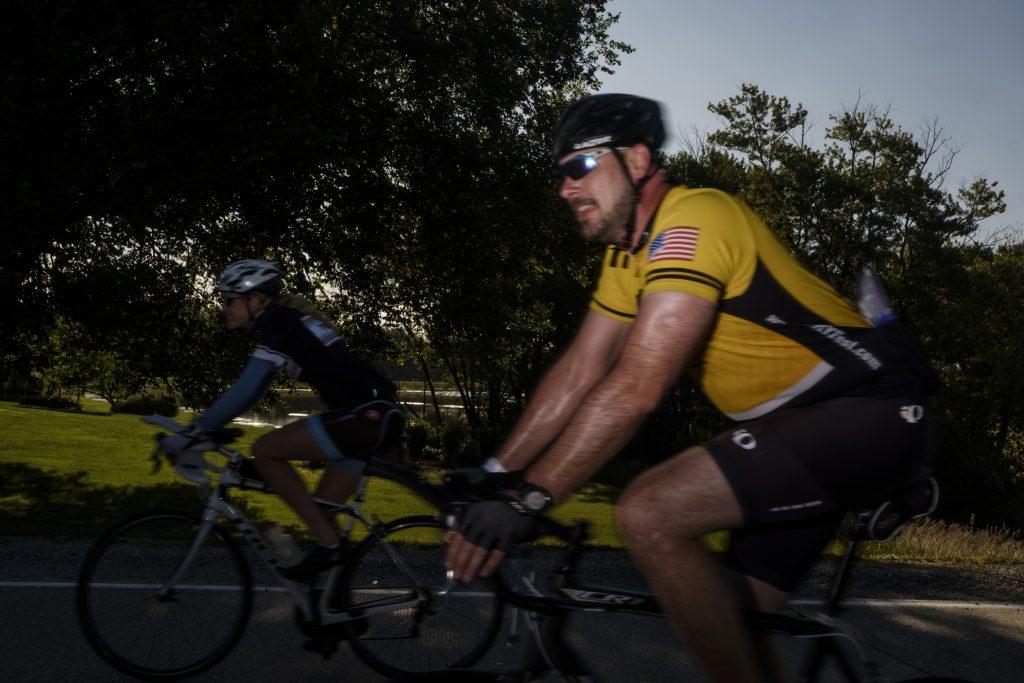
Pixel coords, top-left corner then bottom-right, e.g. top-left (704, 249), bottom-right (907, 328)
top-left (340, 474), bottom-right (370, 539)
top-left (825, 537), bottom-right (859, 615)
top-left (552, 524), bottom-right (588, 587)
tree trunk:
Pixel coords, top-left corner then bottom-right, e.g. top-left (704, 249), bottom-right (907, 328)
top-left (441, 350), bottom-right (479, 427)
top-left (418, 356), bottom-right (442, 422)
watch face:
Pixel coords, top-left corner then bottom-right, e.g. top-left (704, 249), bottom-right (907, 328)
top-left (522, 490), bottom-right (549, 513)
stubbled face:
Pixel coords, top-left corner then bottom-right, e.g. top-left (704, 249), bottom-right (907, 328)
top-left (219, 293), bottom-right (256, 330)
top-left (557, 147), bottom-right (632, 243)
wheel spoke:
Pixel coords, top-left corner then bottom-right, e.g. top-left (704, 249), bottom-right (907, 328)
top-left (76, 511), bottom-right (252, 678)
top-left (342, 519), bottom-right (503, 677)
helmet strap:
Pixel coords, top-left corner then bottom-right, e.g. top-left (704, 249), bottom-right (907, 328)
top-left (243, 295), bottom-right (265, 328)
top-left (611, 148), bottom-right (655, 251)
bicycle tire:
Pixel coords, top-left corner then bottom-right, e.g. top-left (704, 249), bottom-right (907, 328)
top-left (340, 515), bottom-right (504, 678)
top-left (76, 508), bottom-right (252, 680)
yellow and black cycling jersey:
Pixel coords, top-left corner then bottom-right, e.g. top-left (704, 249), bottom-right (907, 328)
top-left (590, 186), bottom-right (933, 420)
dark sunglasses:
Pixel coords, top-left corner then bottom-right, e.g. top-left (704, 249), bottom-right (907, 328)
top-left (217, 294), bottom-right (244, 306)
top-left (554, 148), bottom-right (616, 181)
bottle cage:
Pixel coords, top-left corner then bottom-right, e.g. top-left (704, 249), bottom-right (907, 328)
top-left (857, 476), bottom-right (939, 542)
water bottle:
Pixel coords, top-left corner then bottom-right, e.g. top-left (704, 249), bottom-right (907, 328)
top-left (856, 267), bottom-right (897, 325)
top-left (263, 523), bottom-right (301, 565)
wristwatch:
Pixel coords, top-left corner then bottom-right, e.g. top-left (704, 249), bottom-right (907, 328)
top-left (518, 482), bottom-right (553, 515)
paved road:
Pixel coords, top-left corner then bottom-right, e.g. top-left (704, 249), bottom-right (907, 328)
top-left (2, 535), bottom-right (1022, 681)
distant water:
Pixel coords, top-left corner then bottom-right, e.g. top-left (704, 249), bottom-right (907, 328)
top-left (236, 389), bottom-right (465, 427)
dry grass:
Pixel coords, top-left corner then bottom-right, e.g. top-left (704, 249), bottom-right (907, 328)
top-left (857, 516), bottom-right (1024, 564)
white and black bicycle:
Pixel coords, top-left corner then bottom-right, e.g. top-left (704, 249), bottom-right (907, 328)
top-left (75, 416), bottom-right (503, 680)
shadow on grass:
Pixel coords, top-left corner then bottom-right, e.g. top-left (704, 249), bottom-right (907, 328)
top-left (11, 403), bottom-right (113, 417)
top-left (0, 461), bottom-right (275, 537)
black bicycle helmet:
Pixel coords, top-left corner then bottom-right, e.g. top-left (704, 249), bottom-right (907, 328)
top-left (550, 94), bottom-right (666, 160)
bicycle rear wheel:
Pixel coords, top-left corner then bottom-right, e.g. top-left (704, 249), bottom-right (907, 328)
top-left (340, 516), bottom-right (503, 678)
top-left (76, 509), bottom-right (252, 680)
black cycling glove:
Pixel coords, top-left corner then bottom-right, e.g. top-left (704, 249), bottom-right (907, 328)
top-left (458, 499), bottom-right (538, 552)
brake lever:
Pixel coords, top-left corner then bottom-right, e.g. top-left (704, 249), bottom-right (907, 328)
top-left (442, 505), bottom-right (463, 532)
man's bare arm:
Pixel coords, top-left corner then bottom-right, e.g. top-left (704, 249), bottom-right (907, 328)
top-left (493, 310), bottom-right (631, 471)
top-left (448, 291), bottom-right (717, 582)
top-left (525, 291), bottom-right (716, 500)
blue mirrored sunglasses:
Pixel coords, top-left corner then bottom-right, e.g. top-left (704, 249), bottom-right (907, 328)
top-left (554, 148), bottom-right (616, 180)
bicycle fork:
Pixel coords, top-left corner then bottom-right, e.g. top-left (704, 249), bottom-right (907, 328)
top-left (157, 505), bottom-right (220, 600)
top-left (510, 574), bottom-right (594, 683)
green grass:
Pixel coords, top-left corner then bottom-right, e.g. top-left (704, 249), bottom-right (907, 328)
top-left (1, 400), bottom-right (1021, 564)
top-left (0, 400), bottom-right (620, 546)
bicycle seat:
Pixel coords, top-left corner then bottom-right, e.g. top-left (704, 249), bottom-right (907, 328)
top-left (854, 475), bottom-right (939, 542)
top-left (207, 427), bottom-right (244, 445)
top-left (229, 458), bottom-right (272, 492)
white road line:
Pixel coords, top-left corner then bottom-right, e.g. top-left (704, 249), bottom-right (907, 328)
top-left (789, 598), bottom-right (1024, 610)
top-left (2, 581), bottom-right (1022, 609)
top-left (0, 581), bottom-right (286, 592)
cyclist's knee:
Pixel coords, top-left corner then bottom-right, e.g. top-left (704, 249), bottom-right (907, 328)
top-left (617, 474), bottom-right (684, 546)
top-left (251, 433), bottom-right (280, 463)
top-left (617, 448), bottom-right (734, 543)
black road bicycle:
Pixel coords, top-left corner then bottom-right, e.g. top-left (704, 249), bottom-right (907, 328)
top-left (77, 417), bottom-right (971, 682)
top-left (387, 472), bottom-right (970, 683)
top-left (76, 416), bottom-right (503, 680)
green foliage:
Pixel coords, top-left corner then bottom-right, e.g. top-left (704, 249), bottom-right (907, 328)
top-left (924, 244), bottom-right (1024, 526)
top-left (404, 416), bottom-right (502, 467)
top-left (1, 0), bottom-right (628, 435)
top-left (406, 417), bottom-right (472, 467)
top-left (111, 393), bottom-right (179, 417)
top-left (17, 395), bottom-right (82, 411)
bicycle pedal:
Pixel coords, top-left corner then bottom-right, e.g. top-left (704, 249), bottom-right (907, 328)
top-left (302, 638), bottom-right (338, 660)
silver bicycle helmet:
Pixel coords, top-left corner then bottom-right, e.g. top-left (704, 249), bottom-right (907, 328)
top-left (217, 260), bottom-right (284, 295)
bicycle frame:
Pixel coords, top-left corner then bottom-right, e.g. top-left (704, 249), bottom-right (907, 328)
top-left (135, 413), bottom-right (450, 636)
top-left (82, 419), bottom-right (509, 682)
top-left (482, 534), bottom-right (877, 683)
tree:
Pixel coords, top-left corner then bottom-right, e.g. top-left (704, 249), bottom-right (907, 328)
top-left (1, 1), bottom-right (630, 424)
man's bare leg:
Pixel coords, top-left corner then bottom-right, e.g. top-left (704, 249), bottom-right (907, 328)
top-left (732, 571), bottom-right (789, 683)
top-left (617, 446), bottom-right (764, 683)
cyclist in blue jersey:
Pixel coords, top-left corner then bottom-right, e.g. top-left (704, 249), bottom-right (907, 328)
top-left (163, 260), bottom-right (404, 580)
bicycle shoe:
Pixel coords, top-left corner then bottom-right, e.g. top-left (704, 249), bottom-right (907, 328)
top-left (280, 543), bottom-right (346, 581)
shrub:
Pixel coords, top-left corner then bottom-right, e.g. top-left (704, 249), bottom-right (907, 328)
top-left (17, 394), bottom-right (82, 411)
top-left (2, 373), bottom-right (43, 401)
top-left (113, 393), bottom-right (179, 417)
top-left (405, 416), bottom-right (483, 467)
top-left (405, 420), bottom-right (431, 461)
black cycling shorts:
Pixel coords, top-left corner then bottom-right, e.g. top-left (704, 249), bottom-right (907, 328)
top-left (307, 399), bottom-right (405, 471)
top-left (705, 396), bottom-right (930, 592)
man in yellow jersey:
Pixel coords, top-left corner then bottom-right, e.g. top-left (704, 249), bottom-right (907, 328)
top-left (446, 94), bottom-right (935, 682)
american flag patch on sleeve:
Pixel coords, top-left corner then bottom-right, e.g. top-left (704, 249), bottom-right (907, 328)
top-left (648, 227), bottom-right (700, 262)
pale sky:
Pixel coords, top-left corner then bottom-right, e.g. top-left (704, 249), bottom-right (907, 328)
top-left (598, 0), bottom-right (1023, 242)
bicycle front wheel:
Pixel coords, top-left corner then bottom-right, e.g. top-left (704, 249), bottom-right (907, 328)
top-left (340, 516), bottom-right (503, 678)
top-left (76, 509), bottom-right (252, 680)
